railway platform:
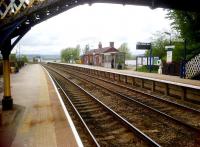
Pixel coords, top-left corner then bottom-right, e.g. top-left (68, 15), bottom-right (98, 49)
top-left (69, 63), bottom-right (200, 87)
top-left (0, 64), bottom-right (81, 147)
top-left (58, 63), bottom-right (200, 104)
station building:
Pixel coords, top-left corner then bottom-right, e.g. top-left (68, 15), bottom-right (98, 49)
top-left (81, 42), bottom-right (125, 69)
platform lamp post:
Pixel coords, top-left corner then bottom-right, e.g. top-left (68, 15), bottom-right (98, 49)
top-left (149, 43), bottom-right (153, 72)
top-left (182, 39), bottom-right (187, 78)
top-left (164, 32), bottom-right (172, 45)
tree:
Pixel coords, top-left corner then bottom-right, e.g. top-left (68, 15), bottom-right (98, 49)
top-left (10, 54), bottom-right (17, 62)
top-left (73, 45), bottom-right (81, 60)
top-left (146, 31), bottom-right (168, 61)
top-left (147, 30), bottom-right (192, 62)
top-left (61, 48), bottom-right (73, 62)
top-left (167, 10), bottom-right (200, 58)
top-left (167, 10), bottom-right (200, 42)
top-left (61, 45), bottom-right (80, 63)
top-left (118, 43), bottom-right (132, 60)
top-left (83, 44), bottom-right (90, 54)
top-left (21, 55), bottom-right (28, 63)
top-left (172, 42), bottom-right (185, 62)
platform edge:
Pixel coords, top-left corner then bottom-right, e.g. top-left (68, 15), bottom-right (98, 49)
top-left (61, 63), bottom-right (200, 90)
top-left (42, 65), bottom-right (84, 147)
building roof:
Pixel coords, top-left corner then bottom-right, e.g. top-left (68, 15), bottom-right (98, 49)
top-left (85, 47), bottom-right (119, 55)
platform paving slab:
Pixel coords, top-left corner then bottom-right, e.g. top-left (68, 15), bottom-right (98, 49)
top-left (0, 64), bottom-right (79, 147)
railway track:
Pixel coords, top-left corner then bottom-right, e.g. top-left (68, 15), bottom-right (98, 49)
top-left (48, 63), bottom-right (200, 129)
top-left (44, 63), bottom-right (200, 146)
top-left (43, 65), bottom-right (160, 146)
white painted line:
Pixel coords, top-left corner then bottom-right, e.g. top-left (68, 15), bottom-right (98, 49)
top-left (42, 66), bottom-right (84, 147)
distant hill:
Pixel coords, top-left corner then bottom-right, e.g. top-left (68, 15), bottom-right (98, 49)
top-left (25, 54), bottom-right (60, 61)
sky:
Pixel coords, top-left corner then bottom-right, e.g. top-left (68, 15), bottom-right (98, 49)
top-left (13, 3), bottom-right (172, 55)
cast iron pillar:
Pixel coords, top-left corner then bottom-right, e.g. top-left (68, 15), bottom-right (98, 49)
top-left (1, 40), bottom-right (13, 110)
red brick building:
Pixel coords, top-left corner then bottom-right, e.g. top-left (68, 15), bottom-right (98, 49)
top-left (81, 42), bottom-right (125, 69)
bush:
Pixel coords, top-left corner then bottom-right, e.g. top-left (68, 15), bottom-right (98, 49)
top-left (137, 65), bottom-right (159, 73)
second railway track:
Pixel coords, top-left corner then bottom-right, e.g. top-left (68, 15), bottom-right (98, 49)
top-left (49, 63), bottom-right (200, 129)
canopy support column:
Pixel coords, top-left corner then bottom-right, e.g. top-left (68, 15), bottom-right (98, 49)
top-left (1, 40), bottom-right (13, 110)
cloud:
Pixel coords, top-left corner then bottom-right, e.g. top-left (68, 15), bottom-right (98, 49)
top-left (17, 3), bottom-right (171, 55)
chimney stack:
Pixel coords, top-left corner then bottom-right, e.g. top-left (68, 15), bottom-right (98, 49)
top-left (98, 42), bottom-right (102, 49)
top-left (110, 42), bottom-right (114, 48)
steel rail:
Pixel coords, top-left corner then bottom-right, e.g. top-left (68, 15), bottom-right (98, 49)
top-left (71, 69), bottom-right (200, 131)
top-left (55, 63), bottom-right (200, 113)
top-left (47, 63), bottom-right (200, 132)
top-left (95, 74), bottom-right (200, 113)
top-left (43, 64), bottom-right (161, 147)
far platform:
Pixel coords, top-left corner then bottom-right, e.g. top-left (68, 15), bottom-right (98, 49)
top-left (66, 63), bottom-right (200, 88)
top-left (0, 64), bottom-right (81, 147)
top-left (53, 63), bottom-right (199, 104)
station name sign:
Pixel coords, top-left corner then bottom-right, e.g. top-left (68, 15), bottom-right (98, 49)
top-left (136, 42), bottom-right (151, 50)
top-left (165, 45), bottom-right (175, 51)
